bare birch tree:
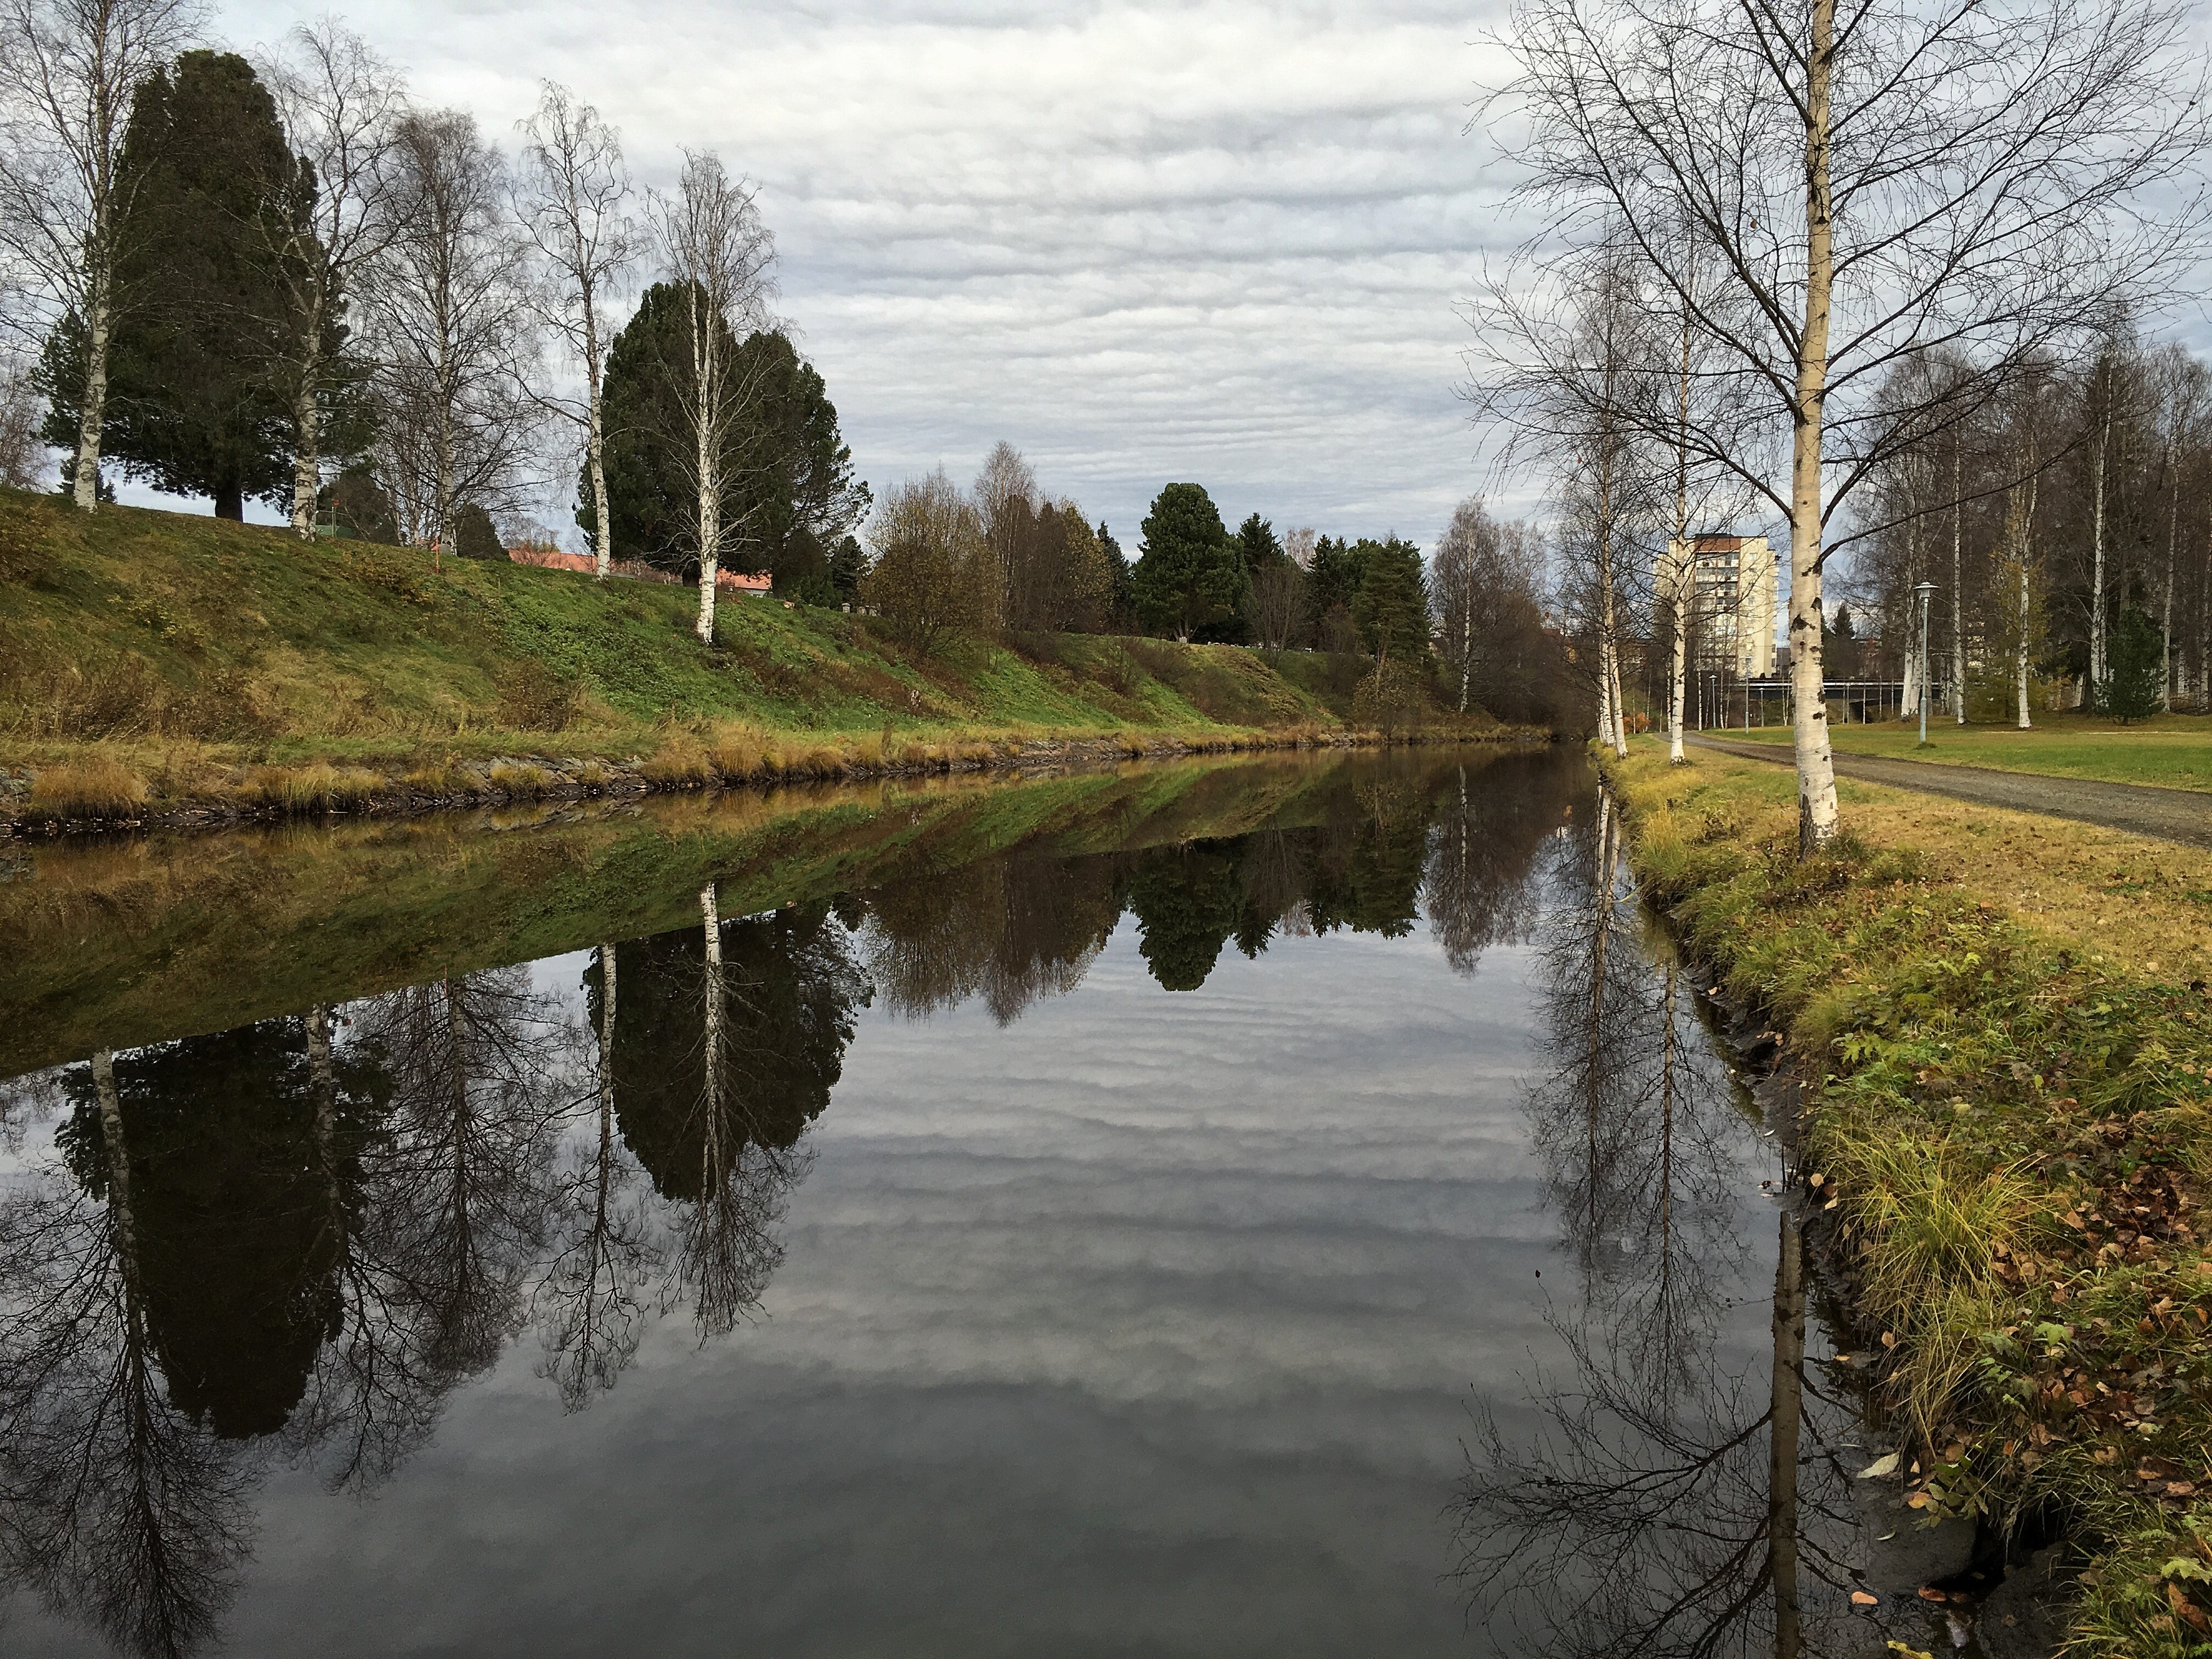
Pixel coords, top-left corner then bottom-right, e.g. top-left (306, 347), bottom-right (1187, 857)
top-left (648, 150), bottom-right (776, 642)
top-left (514, 82), bottom-right (634, 580)
top-left (0, 0), bottom-right (203, 510)
top-left (1494, 0), bottom-right (2209, 850)
top-left (258, 20), bottom-right (404, 537)
top-left (1434, 495), bottom-right (1545, 717)
top-left (364, 109), bottom-right (537, 549)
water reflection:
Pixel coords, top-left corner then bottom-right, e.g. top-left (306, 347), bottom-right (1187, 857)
top-left (2, 748), bottom-right (1644, 1656)
top-left (1454, 792), bottom-right (1867, 1659)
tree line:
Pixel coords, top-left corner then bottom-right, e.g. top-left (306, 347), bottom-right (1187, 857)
top-left (0, 4), bottom-right (871, 639)
top-left (1469, 0), bottom-right (2208, 849)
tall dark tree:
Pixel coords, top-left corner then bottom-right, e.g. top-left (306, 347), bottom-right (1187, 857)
top-left (40, 53), bottom-right (307, 518)
top-left (1304, 535), bottom-right (1370, 650)
top-left (582, 293), bottom-right (864, 590)
top-left (1234, 512), bottom-right (1284, 572)
top-left (578, 281), bottom-right (717, 573)
top-left (1350, 535), bottom-right (1433, 663)
top-left (1097, 521), bottom-right (1134, 630)
top-left (1132, 483), bottom-right (1243, 642)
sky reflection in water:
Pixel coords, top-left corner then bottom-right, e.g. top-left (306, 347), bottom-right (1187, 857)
top-left (0, 749), bottom-right (1829, 1658)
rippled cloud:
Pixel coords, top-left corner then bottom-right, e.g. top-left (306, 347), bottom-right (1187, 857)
top-left (205, 0), bottom-right (1527, 541)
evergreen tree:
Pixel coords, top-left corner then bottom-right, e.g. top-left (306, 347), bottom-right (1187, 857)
top-left (827, 533), bottom-right (867, 602)
top-left (1351, 535), bottom-right (1432, 662)
top-left (318, 464), bottom-right (400, 543)
top-left (1235, 512), bottom-right (1284, 571)
top-left (38, 53), bottom-right (308, 518)
top-left (2102, 606), bottom-right (2164, 722)
top-left (1132, 483), bottom-right (1242, 641)
top-left (1098, 521), bottom-right (1133, 629)
top-left (453, 501), bottom-right (503, 561)
top-left (582, 290), bottom-right (864, 588)
top-left (1304, 534), bottom-right (1370, 648)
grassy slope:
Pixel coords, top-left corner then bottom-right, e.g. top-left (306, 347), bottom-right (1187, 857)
top-left (1605, 737), bottom-right (2212, 1657)
top-left (1726, 713), bottom-right (2212, 793)
top-left (0, 745), bottom-right (1443, 1077)
top-left (0, 490), bottom-right (1455, 806)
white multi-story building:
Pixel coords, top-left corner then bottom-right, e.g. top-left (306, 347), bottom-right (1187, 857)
top-left (1655, 534), bottom-right (1778, 678)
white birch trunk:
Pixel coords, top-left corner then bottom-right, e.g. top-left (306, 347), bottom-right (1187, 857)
top-left (588, 320), bottom-right (613, 579)
top-left (2089, 401), bottom-right (2110, 697)
top-left (1788, 0), bottom-right (1842, 851)
top-left (1951, 448), bottom-right (1966, 724)
top-left (693, 290), bottom-right (720, 643)
top-left (74, 273), bottom-right (111, 511)
top-left (290, 285), bottom-right (326, 537)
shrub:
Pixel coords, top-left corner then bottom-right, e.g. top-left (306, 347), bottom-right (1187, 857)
top-left (25, 758), bottom-right (148, 820)
top-left (1352, 656), bottom-right (1424, 735)
top-left (496, 659), bottom-right (581, 731)
top-left (640, 740), bottom-right (713, 788)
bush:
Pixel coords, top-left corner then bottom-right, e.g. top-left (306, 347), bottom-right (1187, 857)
top-left (495, 659), bottom-right (581, 731)
top-left (1351, 656), bottom-right (1424, 735)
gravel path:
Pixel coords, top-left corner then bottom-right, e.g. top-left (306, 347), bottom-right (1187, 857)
top-left (1685, 733), bottom-right (2212, 850)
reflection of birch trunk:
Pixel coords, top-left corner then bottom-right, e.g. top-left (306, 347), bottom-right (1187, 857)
top-left (1657, 953), bottom-right (1677, 1367)
top-left (1587, 795), bottom-right (1615, 1245)
top-left (1767, 1206), bottom-right (1805, 1659)
top-left (308, 1005), bottom-right (346, 1259)
top-left (699, 889), bottom-right (723, 1199)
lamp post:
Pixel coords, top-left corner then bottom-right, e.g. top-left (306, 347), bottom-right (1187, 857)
top-left (1915, 581), bottom-right (1938, 745)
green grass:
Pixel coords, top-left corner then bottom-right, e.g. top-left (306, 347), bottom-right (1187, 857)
top-left (1, 489), bottom-right (1498, 817)
top-left (1724, 711), bottom-right (2212, 792)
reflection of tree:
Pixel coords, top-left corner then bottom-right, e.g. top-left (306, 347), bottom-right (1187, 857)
top-left (1460, 790), bottom-right (1860, 1658)
top-left (0, 1050), bottom-right (254, 1659)
top-left (535, 943), bottom-right (660, 1412)
top-left (287, 969), bottom-right (572, 1488)
top-left (605, 895), bottom-right (866, 1336)
top-left (1422, 753), bottom-right (1577, 976)
top-left (1522, 794), bottom-right (1750, 1393)
top-left (860, 853), bottom-right (1119, 1023)
top-left (1456, 1212), bottom-right (1861, 1659)
top-left (1126, 840), bottom-right (1246, 990)
top-left (1306, 780), bottom-right (1430, 939)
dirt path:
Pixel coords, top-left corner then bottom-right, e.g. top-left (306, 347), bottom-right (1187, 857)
top-left (1686, 733), bottom-right (2212, 850)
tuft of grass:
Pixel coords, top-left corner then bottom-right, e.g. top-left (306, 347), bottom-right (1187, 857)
top-left (26, 758), bottom-right (149, 820)
top-left (486, 762), bottom-right (554, 798)
top-left (243, 762), bottom-right (382, 813)
top-left (639, 738), bottom-right (713, 789)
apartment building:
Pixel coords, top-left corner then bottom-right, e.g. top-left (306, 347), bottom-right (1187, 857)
top-left (1655, 534), bottom-right (1778, 678)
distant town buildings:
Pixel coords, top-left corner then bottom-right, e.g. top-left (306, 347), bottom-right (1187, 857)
top-left (1656, 534), bottom-right (1778, 678)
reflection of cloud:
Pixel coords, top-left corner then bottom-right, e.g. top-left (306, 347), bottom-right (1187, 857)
top-left (109, 923), bottom-right (1588, 1657)
top-left (192, 0), bottom-right (1532, 539)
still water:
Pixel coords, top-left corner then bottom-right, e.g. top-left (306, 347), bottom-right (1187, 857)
top-left (0, 748), bottom-right (1893, 1657)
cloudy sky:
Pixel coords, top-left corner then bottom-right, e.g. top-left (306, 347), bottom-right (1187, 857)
top-left (198, 0), bottom-right (1526, 548)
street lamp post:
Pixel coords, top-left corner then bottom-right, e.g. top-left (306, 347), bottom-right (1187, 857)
top-left (1915, 581), bottom-right (1938, 746)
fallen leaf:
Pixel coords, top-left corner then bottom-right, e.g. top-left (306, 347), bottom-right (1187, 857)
top-left (1852, 1590), bottom-right (1880, 1607)
top-left (1917, 1587), bottom-right (1947, 1602)
top-left (1858, 1452), bottom-right (1901, 1479)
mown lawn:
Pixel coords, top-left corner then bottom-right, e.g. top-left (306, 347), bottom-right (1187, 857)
top-left (1726, 712), bottom-right (2212, 792)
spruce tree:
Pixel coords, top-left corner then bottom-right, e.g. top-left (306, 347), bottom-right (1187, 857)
top-left (39, 53), bottom-right (304, 518)
top-left (2102, 606), bottom-right (2164, 723)
top-left (1132, 483), bottom-right (1242, 641)
top-left (1351, 536), bottom-right (1433, 663)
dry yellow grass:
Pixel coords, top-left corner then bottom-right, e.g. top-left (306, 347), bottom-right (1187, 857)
top-left (1646, 742), bottom-right (2212, 982)
top-left (25, 757), bottom-right (149, 819)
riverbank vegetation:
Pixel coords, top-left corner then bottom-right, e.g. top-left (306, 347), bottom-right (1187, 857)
top-left (0, 489), bottom-right (1548, 828)
top-left (1605, 738), bottom-right (2212, 1656)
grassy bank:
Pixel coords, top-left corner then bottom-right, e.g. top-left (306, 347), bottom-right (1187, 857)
top-left (1602, 738), bottom-right (2212, 1657)
top-left (1724, 712), bottom-right (2212, 792)
top-left (0, 490), bottom-right (1519, 829)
